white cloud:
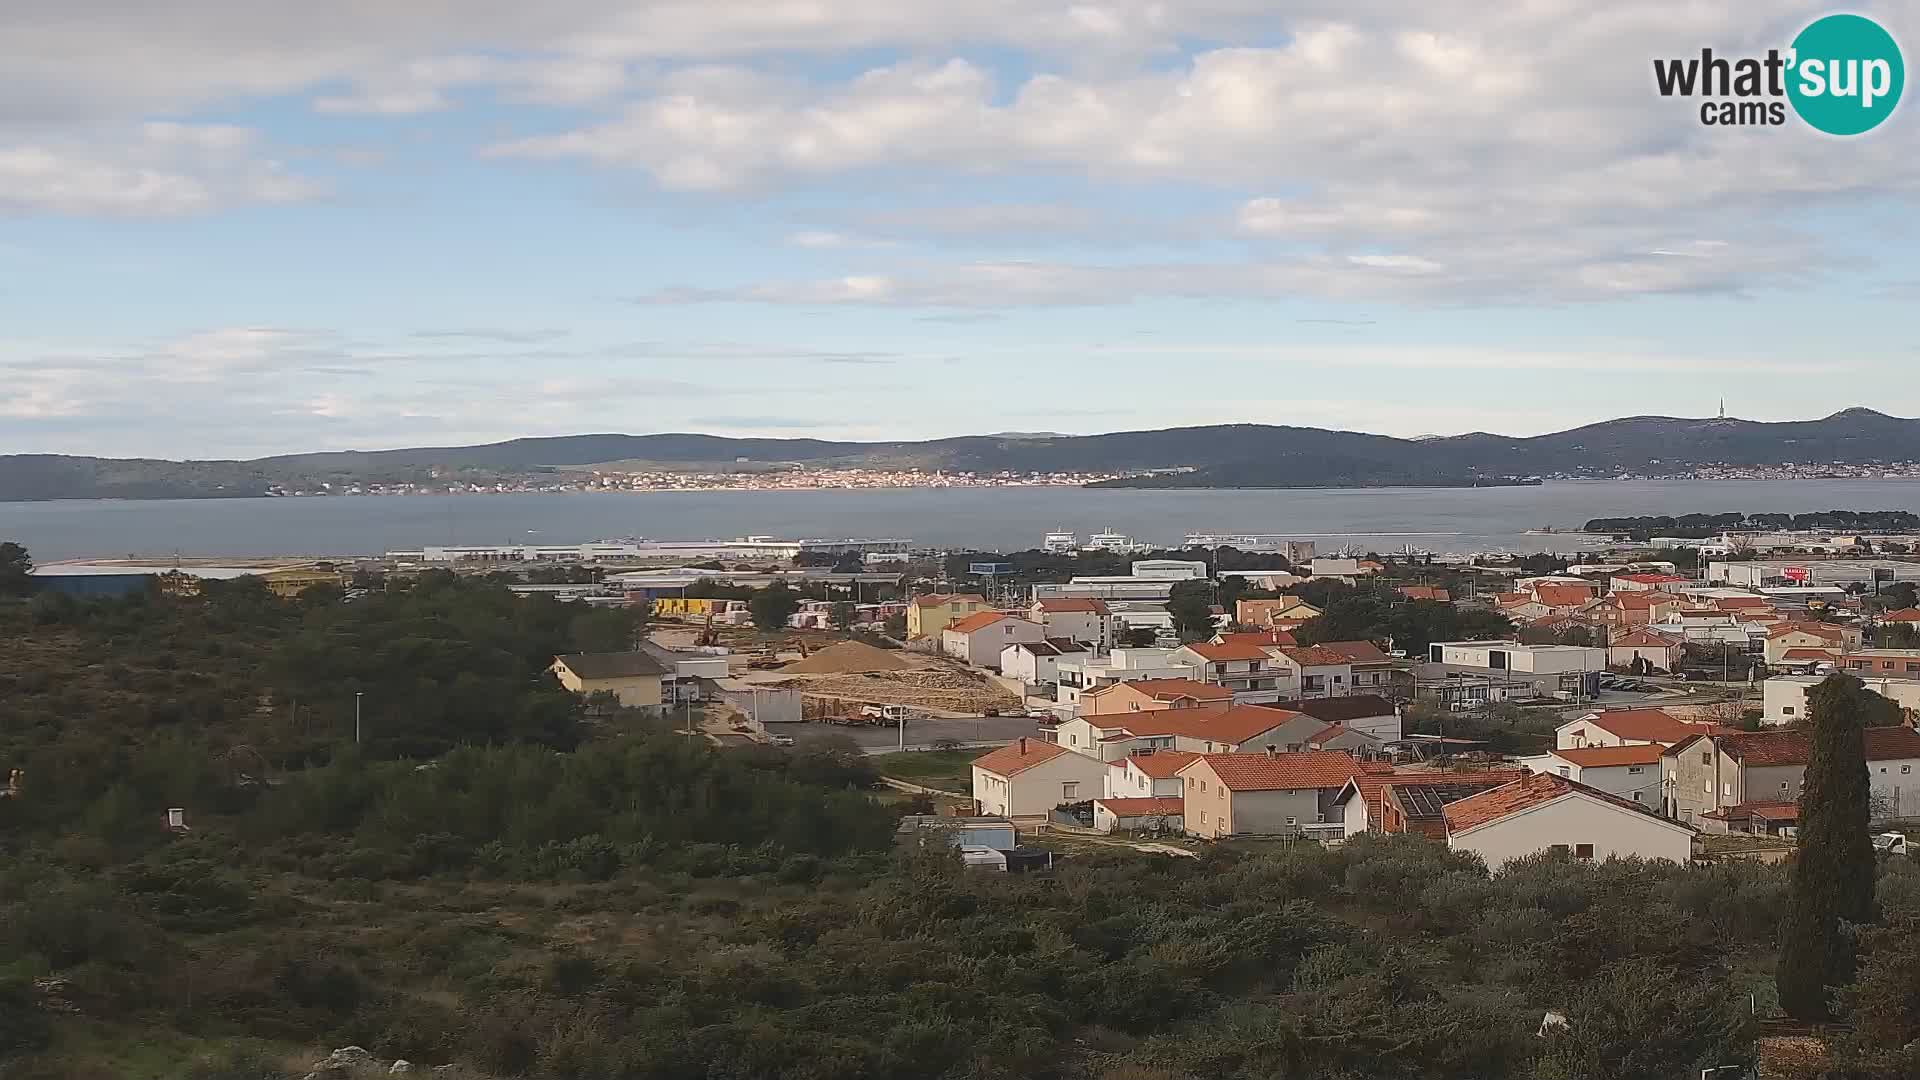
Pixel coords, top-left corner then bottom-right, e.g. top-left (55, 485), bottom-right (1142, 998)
top-left (0, 123), bottom-right (321, 216)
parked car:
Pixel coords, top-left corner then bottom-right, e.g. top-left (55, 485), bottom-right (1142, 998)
top-left (770, 735), bottom-right (796, 747)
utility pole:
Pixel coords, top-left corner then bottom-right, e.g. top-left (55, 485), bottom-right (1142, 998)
top-left (354, 692), bottom-right (364, 745)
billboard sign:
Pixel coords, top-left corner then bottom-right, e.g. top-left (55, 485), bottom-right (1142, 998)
top-left (1782, 566), bottom-right (1810, 583)
top-left (1874, 567), bottom-right (1896, 583)
top-left (969, 562), bottom-right (1013, 576)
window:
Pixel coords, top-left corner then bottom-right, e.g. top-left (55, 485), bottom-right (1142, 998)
top-left (1782, 706), bottom-right (1795, 715)
top-left (1575, 843), bottom-right (1594, 860)
top-left (1723, 783), bottom-right (1733, 797)
top-left (1557, 766), bottom-right (1570, 778)
top-left (1199, 810), bottom-right (1207, 824)
top-left (1062, 782), bottom-right (1078, 800)
top-left (1628, 766), bottom-right (1644, 774)
top-left (1550, 844), bottom-right (1570, 855)
top-left (1286, 817), bottom-right (1297, 826)
top-left (1217, 787), bottom-right (1224, 800)
top-left (1781, 781), bottom-right (1790, 791)
top-left (1633, 791), bottom-right (1643, 802)
top-left (1701, 752), bottom-right (1712, 765)
top-left (1905, 765), bottom-right (1912, 775)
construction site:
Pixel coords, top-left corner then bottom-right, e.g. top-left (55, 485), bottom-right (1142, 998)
top-left (651, 627), bottom-right (1024, 720)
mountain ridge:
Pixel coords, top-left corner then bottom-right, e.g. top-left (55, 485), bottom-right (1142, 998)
top-left (5, 409), bottom-right (1917, 500)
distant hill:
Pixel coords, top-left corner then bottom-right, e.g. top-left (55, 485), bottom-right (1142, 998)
top-left (5, 408), bottom-right (1919, 500)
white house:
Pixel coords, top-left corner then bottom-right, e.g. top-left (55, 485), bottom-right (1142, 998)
top-left (1554, 708), bottom-right (1705, 750)
top-left (1518, 744), bottom-right (1666, 805)
top-left (1028, 598), bottom-right (1116, 650)
top-left (1442, 772), bottom-right (1696, 869)
top-left (971, 738), bottom-right (1110, 818)
top-left (1169, 640), bottom-right (1292, 701)
top-left (1000, 639), bottom-right (1087, 687)
top-left (942, 612), bottom-right (1046, 670)
top-left (1268, 694), bottom-right (1403, 742)
top-left (1104, 751), bottom-right (1200, 798)
top-left (1092, 797), bottom-right (1185, 834)
top-left (1054, 647), bottom-right (1197, 706)
top-left (1429, 641), bottom-right (1608, 675)
top-left (1607, 629), bottom-right (1685, 673)
top-left (1763, 674), bottom-right (1920, 726)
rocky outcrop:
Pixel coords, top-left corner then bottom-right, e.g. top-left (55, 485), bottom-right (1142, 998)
top-left (300, 1047), bottom-right (466, 1079)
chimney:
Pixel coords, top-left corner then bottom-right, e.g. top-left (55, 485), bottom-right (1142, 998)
top-left (1265, 744), bottom-right (1278, 758)
top-left (1018, 737), bottom-right (1028, 755)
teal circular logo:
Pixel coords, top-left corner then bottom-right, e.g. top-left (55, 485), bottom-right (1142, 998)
top-left (1787, 14), bottom-right (1904, 135)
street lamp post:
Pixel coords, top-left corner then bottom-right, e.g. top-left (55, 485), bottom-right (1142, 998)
top-left (354, 691), bottom-right (364, 745)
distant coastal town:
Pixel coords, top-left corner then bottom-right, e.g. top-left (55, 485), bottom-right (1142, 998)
top-left (264, 467), bottom-right (1145, 497)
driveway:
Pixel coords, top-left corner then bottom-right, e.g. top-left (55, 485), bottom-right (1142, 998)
top-left (786, 715), bottom-right (1044, 753)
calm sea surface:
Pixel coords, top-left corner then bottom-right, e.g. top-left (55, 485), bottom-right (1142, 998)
top-left (4, 480), bottom-right (1920, 562)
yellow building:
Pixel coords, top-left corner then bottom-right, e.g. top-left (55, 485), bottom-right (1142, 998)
top-left (906, 593), bottom-right (989, 639)
top-left (550, 652), bottom-right (668, 711)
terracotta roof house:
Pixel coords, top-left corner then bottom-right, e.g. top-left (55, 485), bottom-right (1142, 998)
top-left (1263, 693), bottom-right (1402, 741)
top-left (942, 612), bottom-right (1045, 669)
top-left (1662, 726), bottom-right (1920, 825)
top-left (1881, 607), bottom-right (1920, 624)
top-left (972, 738), bottom-right (1109, 818)
top-left (1533, 583), bottom-right (1597, 610)
top-left (1555, 708), bottom-right (1710, 750)
top-left (1177, 750), bottom-right (1361, 839)
top-left (1441, 772), bottom-right (1695, 868)
top-left (1106, 750), bottom-right (1204, 799)
top-left (1333, 768), bottom-right (1528, 839)
top-left (1399, 586), bottom-right (1452, 603)
top-left (1078, 678), bottom-right (1231, 717)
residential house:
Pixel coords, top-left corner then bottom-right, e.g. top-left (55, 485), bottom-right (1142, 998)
top-left (1213, 628), bottom-right (1299, 648)
top-left (1178, 750), bottom-right (1360, 839)
top-left (1079, 677), bottom-right (1232, 717)
top-left (1053, 648), bottom-right (1198, 706)
top-left (1092, 796), bottom-right (1185, 834)
top-left (1840, 648), bottom-right (1920, 679)
top-left (1531, 581), bottom-right (1600, 611)
top-left (1235, 597), bottom-right (1322, 629)
top-left (1334, 768), bottom-right (1527, 838)
top-left (1762, 621), bottom-right (1860, 665)
top-left (1056, 704), bottom-right (1336, 761)
top-left (1519, 744), bottom-right (1666, 805)
top-left (1879, 607), bottom-right (1920, 626)
top-left (1171, 639), bottom-right (1292, 702)
top-left (1310, 557), bottom-right (1363, 579)
top-left (1104, 750), bottom-right (1200, 799)
top-left (1000, 639), bottom-right (1088, 686)
top-left (1608, 628), bottom-right (1686, 673)
top-left (1555, 707), bottom-right (1711, 750)
top-left (942, 612), bottom-right (1046, 669)
top-left (1273, 645), bottom-right (1363, 699)
top-left (1029, 598), bottom-right (1116, 649)
top-left (1398, 585), bottom-right (1452, 602)
top-left (1442, 772), bottom-right (1696, 869)
top-left (1494, 592), bottom-right (1551, 623)
top-left (907, 592), bottom-right (989, 639)
top-left (1663, 725), bottom-right (1920, 824)
top-left (1266, 694), bottom-right (1402, 741)
top-left (1239, 708), bottom-right (1382, 755)
top-left (1308, 640), bottom-right (1412, 696)
top-left (1581, 591), bottom-right (1686, 631)
top-left (971, 738), bottom-right (1110, 818)
top-left (550, 652), bottom-right (668, 711)
top-left (1762, 673), bottom-right (1920, 725)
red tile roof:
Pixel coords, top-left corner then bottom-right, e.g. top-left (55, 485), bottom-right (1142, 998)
top-left (1612, 591), bottom-right (1682, 610)
top-left (1882, 608), bottom-right (1920, 623)
top-left (945, 611), bottom-right (1014, 634)
top-left (1117, 751), bottom-right (1200, 779)
top-left (1494, 591), bottom-right (1532, 606)
top-left (1280, 645), bottom-right (1355, 666)
top-left (1094, 796), bottom-right (1185, 817)
top-left (1670, 726), bottom-right (1920, 768)
top-left (1572, 708), bottom-right (1702, 744)
top-left (1182, 640), bottom-right (1276, 662)
top-left (1701, 800), bottom-right (1799, 823)
top-left (1441, 771), bottom-right (1669, 834)
top-left (1866, 726), bottom-right (1920, 761)
top-left (1266, 694), bottom-right (1396, 723)
top-left (1185, 751), bottom-right (1359, 791)
top-left (972, 738), bottom-right (1075, 777)
top-left (1312, 640), bottom-right (1392, 663)
top-left (1034, 598), bottom-right (1112, 614)
top-left (1715, 596), bottom-right (1774, 610)
top-left (1399, 586), bottom-right (1451, 602)
top-left (1780, 647), bottom-right (1842, 661)
top-left (1086, 678), bottom-right (1231, 702)
top-left (1533, 584), bottom-right (1595, 608)
top-left (1339, 768), bottom-right (1526, 832)
top-left (1618, 573), bottom-right (1690, 585)
top-left (1549, 743), bottom-right (1667, 767)
top-left (1767, 621), bottom-right (1848, 640)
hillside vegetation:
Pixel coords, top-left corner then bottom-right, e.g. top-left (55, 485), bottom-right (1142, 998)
top-left (1, 571), bottom-right (1917, 1079)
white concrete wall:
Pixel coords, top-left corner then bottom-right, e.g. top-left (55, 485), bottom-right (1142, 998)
top-left (1342, 792), bottom-right (1372, 837)
top-left (1449, 794), bottom-right (1693, 870)
top-left (972, 750), bottom-right (1109, 817)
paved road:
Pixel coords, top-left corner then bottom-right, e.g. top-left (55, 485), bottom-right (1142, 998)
top-left (786, 715), bottom-right (1042, 752)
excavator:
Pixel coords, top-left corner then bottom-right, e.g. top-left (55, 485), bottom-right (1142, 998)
top-left (694, 612), bottom-right (719, 649)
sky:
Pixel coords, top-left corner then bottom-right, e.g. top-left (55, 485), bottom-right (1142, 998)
top-left (2, 1), bottom-right (1918, 459)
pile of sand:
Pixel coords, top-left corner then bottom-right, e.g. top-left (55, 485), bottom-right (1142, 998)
top-left (781, 641), bottom-right (912, 675)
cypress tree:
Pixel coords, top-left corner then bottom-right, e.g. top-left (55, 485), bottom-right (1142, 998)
top-left (1776, 673), bottom-right (1877, 1020)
